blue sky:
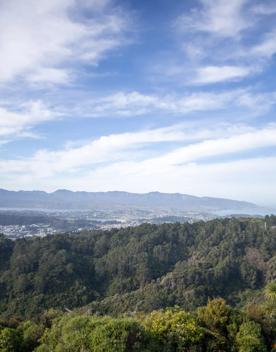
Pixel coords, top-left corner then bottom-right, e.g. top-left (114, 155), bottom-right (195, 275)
top-left (0, 0), bottom-right (276, 205)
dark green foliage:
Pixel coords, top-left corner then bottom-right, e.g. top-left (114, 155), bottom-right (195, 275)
top-left (0, 217), bottom-right (275, 319)
top-left (0, 216), bottom-right (275, 351)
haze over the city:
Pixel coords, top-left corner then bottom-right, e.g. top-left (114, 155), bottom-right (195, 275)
top-left (1, 0), bottom-right (276, 206)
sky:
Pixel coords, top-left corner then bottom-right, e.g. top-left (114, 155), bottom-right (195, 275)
top-left (0, 0), bottom-right (276, 206)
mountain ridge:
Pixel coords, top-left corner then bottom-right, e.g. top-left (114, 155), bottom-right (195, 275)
top-left (0, 188), bottom-right (271, 215)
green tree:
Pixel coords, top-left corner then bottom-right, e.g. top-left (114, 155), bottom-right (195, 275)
top-left (89, 318), bottom-right (153, 352)
top-left (264, 281), bottom-right (276, 304)
top-left (140, 308), bottom-right (204, 351)
top-left (236, 321), bottom-right (267, 352)
top-left (0, 327), bottom-right (22, 352)
top-left (21, 320), bottom-right (44, 351)
top-left (197, 298), bottom-right (231, 351)
top-left (37, 314), bottom-right (154, 352)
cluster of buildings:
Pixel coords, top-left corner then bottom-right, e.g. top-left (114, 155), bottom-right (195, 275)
top-left (0, 224), bottom-right (57, 239)
top-left (0, 209), bottom-right (215, 240)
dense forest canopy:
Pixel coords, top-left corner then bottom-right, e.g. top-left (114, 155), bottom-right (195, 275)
top-left (0, 216), bottom-right (275, 351)
top-left (0, 216), bottom-right (275, 319)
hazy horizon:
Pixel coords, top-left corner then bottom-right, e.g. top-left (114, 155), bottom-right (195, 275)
top-left (1, 0), bottom-right (276, 205)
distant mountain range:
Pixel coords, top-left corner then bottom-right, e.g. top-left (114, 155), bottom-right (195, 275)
top-left (0, 189), bottom-right (272, 216)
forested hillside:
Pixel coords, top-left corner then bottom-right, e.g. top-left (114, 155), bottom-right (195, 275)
top-left (0, 216), bottom-right (275, 319)
top-left (0, 288), bottom-right (275, 351)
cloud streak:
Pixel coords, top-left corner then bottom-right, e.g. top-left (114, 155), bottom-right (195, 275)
top-left (192, 65), bottom-right (253, 84)
top-left (0, 101), bottom-right (58, 138)
top-left (1, 123), bottom-right (276, 204)
top-left (1, 88), bottom-right (275, 142)
top-left (0, 0), bottom-right (128, 84)
top-left (171, 0), bottom-right (276, 85)
top-left (67, 89), bottom-right (276, 118)
top-left (1, 122), bottom-right (276, 177)
top-left (176, 0), bottom-right (249, 38)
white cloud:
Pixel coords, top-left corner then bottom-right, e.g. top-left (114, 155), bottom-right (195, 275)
top-left (251, 3), bottom-right (276, 16)
top-left (1, 121), bottom-right (276, 204)
top-left (27, 68), bottom-right (71, 85)
top-left (71, 156), bottom-right (276, 205)
top-left (192, 65), bottom-right (253, 84)
top-left (1, 122), bottom-right (276, 185)
top-left (251, 31), bottom-right (276, 59)
top-left (69, 89), bottom-right (276, 118)
top-left (172, 0), bottom-right (276, 85)
top-left (2, 126), bottom-right (276, 205)
top-left (0, 101), bottom-right (58, 137)
top-left (176, 0), bottom-right (249, 37)
top-left (60, 125), bottom-right (276, 205)
top-left (0, 125), bottom-right (185, 176)
top-left (78, 90), bottom-right (230, 117)
top-left (140, 125), bottom-right (276, 170)
top-left (0, 0), bottom-right (128, 84)
top-left (2, 88), bottom-right (273, 143)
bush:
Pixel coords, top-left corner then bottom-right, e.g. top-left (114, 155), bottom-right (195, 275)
top-left (140, 308), bottom-right (204, 351)
top-left (89, 318), bottom-right (154, 352)
top-left (236, 321), bottom-right (267, 352)
top-left (37, 314), bottom-right (155, 352)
